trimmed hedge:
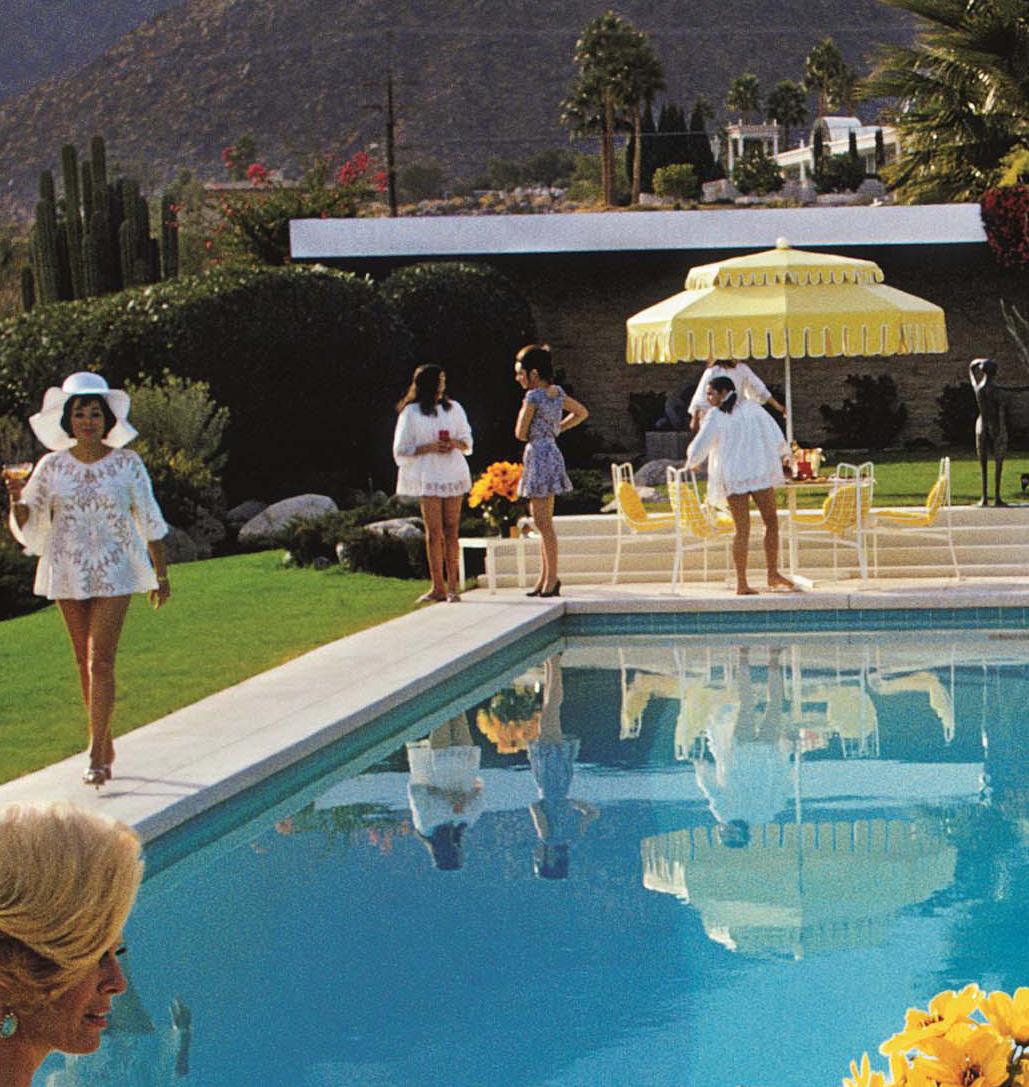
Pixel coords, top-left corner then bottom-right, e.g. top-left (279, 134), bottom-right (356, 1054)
top-left (0, 265), bottom-right (410, 501)
top-left (379, 262), bottom-right (537, 469)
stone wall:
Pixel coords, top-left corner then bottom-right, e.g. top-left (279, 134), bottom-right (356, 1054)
top-left (335, 243), bottom-right (1028, 458)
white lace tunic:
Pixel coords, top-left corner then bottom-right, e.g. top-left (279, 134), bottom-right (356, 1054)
top-left (11, 449), bottom-right (169, 600)
top-left (687, 362), bottom-right (772, 420)
top-left (393, 400), bottom-right (473, 498)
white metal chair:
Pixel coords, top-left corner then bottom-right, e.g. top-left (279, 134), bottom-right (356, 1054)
top-left (610, 462), bottom-right (676, 583)
top-left (789, 461), bottom-right (875, 581)
top-left (665, 466), bottom-right (734, 589)
top-left (872, 457), bottom-right (960, 580)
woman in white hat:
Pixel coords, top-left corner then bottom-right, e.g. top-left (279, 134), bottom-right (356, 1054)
top-left (4, 373), bottom-right (170, 787)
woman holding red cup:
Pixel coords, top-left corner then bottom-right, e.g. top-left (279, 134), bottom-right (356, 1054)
top-left (393, 365), bottom-right (473, 602)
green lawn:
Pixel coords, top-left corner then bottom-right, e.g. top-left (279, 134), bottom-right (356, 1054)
top-left (0, 552), bottom-right (426, 783)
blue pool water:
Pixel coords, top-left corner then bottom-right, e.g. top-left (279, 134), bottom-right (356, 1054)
top-left (38, 623), bottom-right (1028, 1087)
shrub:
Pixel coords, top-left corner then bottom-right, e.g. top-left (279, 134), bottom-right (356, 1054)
top-left (279, 499), bottom-right (418, 564)
top-left (732, 151), bottom-right (784, 196)
top-left (338, 526), bottom-right (428, 579)
top-left (628, 391), bottom-right (673, 440)
top-left (0, 535), bottom-right (45, 621)
top-left (379, 262), bottom-right (536, 469)
top-left (652, 163), bottom-right (701, 202)
top-left (555, 469), bottom-right (607, 514)
top-left (0, 265), bottom-right (407, 502)
top-left (936, 381), bottom-right (980, 446)
top-left (398, 160), bottom-right (446, 203)
top-left (819, 374), bottom-right (908, 449)
top-left (813, 153), bottom-right (866, 194)
top-left (980, 185), bottom-right (1029, 269)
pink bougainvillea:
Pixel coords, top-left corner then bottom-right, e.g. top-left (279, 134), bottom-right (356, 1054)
top-left (980, 185), bottom-right (1029, 270)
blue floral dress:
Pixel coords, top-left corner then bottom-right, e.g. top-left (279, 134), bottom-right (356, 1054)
top-left (518, 386), bottom-right (572, 498)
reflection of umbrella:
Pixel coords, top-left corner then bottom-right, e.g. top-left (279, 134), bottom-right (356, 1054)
top-left (626, 239), bottom-right (948, 443)
top-left (641, 818), bottom-right (956, 958)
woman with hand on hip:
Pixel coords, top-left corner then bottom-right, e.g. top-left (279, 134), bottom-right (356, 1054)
top-left (514, 344), bottom-right (588, 598)
top-left (685, 375), bottom-right (795, 596)
top-left (688, 358), bottom-right (785, 434)
top-left (5, 373), bottom-right (170, 787)
top-left (0, 801), bottom-right (143, 1087)
top-left (393, 364), bottom-right (473, 603)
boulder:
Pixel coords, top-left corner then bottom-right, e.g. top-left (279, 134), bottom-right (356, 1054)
top-left (635, 459), bottom-right (680, 487)
top-left (702, 179), bottom-right (739, 203)
top-left (163, 527), bottom-right (198, 564)
top-left (364, 516), bottom-right (424, 541)
top-left (238, 494), bottom-right (338, 548)
top-left (226, 499), bottom-right (267, 526)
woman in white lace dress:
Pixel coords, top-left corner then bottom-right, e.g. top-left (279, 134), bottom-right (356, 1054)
top-left (5, 373), bottom-right (170, 787)
top-left (687, 358), bottom-right (786, 434)
top-left (685, 375), bottom-right (796, 595)
top-left (393, 365), bottom-right (473, 602)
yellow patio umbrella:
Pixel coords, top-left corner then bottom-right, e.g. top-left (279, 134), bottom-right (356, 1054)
top-left (626, 239), bottom-right (949, 443)
top-left (641, 817), bottom-right (956, 958)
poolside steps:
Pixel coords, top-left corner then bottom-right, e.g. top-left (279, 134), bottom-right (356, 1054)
top-left (477, 506), bottom-right (1029, 588)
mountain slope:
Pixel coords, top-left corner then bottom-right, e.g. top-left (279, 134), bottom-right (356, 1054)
top-left (0, 0), bottom-right (914, 216)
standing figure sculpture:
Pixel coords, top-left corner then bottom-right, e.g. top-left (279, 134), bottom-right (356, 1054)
top-left (969, 358), bottom-right (1029, 507)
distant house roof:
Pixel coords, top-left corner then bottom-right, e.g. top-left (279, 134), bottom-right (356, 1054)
top-left (814, 116), bottom-right (879, 143)
top-left (290, 204), bottom-right (986, 260)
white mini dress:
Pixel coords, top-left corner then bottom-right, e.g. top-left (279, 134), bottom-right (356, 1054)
top-left (11, 448), bottom-right (169, 600)
top-left (393, 400), bottom-right (473, 498)
top-left (685, 399), bottom-right (789, 508)
top-left (405, 740), bottom-right (485, 835)
top-left (687, 362), bottom-right (773, 422)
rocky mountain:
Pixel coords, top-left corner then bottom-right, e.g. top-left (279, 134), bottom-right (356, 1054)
top-left (0, 0), bottom-right (914, 218)
top-left (0, 0), bottom-right (183, 102)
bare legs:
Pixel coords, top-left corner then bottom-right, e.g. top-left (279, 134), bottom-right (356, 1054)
top-left (420, 495), bottom-right (465, 600)
top-left (725, 488), bottom-right (794, 595)
top-left (57, 595), bottom-right (132, 772)
top-left (529, 495), bottom-right (558, 593)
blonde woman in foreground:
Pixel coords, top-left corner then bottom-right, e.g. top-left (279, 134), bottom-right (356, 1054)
top-left (0, 802), bottom-right (143, 1087)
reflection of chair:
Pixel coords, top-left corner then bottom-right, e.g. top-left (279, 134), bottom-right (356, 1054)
top-left (666, 466), bottom-right (734, 589)
top-left (611, 462), bottom-right (676, 583)
top-left (872, 457), bottom-right (960, 580)
top-left (790, 462), bottom-right (874, 581)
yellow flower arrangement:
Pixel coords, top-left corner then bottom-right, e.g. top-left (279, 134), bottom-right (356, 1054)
top-left (841, 987), bottom-right (1029, 1087)
top-left (475, 708), bottom-right (541, 754)
top-left (467, 461), bottom-right (526, 535)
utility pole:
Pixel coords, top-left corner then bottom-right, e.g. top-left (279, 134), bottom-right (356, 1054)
top-left (385, 62), bottom-right (398, 217)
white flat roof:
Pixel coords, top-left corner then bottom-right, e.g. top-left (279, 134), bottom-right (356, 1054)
top-left (290, 203), bottom-right (986, 259)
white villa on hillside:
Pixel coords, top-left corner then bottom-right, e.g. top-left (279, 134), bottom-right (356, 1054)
top-left (722, 116), bottom-right (900, 182)
top-left (777, 117), bottom-right (900, 181)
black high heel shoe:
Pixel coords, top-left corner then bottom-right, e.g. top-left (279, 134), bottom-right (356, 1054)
top-left (526, 586), bottom-right (543, 597)
top-left (539, 579), bottom-right (561, 598)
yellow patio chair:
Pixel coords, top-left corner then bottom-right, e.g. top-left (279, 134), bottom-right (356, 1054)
top-left (666, 466), bottom-right (734, 589)
top-left (872, 457), bottom-right (960, 580)
top-left (790, 462), bottom-right (874, 581)
top-left (611, 462), bottom-right (676, 583)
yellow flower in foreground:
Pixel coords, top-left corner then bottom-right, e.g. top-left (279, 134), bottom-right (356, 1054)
top-left (881, 985), bottom-right (984, 1055)
top-left (843, 1053), bottom-right (888, 1087)
top-left (915, 1023), bottom-right (1011, 1087)
top-left (886, 1052), bottom-right (941, 1087)
top-left (981, 988), bottom-right (1029, 1045)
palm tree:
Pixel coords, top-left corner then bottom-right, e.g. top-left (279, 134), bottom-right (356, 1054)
top-left (766, 80), bottom-right (809, 148)
top-left (805, 37), bottom-right (848, 115)
top-left (623, 34), bottom-right (665, 203)
top-left (859, 0), bottom-right (1029, 202)
top-left (725, 73), bottom-right (761, 121)
top-left (561, 10), bottom-right (652, 206)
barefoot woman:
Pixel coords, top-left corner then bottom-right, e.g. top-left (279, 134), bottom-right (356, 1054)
top-left (514, 345), bottom-right (588, 598)
top-left (5, 373), bottom-right (170, 786)
top-left (685, 375), bottom-right (795, 595)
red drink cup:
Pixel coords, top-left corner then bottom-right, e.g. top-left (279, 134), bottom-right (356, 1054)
top-left (438, 429), bottom-right (450, 442)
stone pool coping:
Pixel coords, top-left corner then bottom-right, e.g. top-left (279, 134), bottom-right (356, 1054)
top-left (3, 576), bottom-right (1028, 844)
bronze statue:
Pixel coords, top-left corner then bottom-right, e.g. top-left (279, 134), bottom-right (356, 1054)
top-left (969, 357), bottom-right (1029, 507)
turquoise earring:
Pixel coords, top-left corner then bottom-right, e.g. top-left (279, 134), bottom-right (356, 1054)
top-left (0, 1009), bottom-right (18, 1038)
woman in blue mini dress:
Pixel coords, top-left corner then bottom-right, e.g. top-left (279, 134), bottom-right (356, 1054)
top-left (514, 344), bottom-right (589, 597)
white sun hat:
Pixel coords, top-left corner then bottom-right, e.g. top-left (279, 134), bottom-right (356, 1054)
top-left (29, 372), bottom-right (138, 451)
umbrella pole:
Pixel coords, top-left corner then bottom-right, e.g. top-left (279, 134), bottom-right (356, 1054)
top-left (784, 352), bottom-right (794, 446)
top-left (783, 352), bottom-right (802, 575)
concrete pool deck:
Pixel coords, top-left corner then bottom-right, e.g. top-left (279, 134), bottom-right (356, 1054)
top-left (3, 576), bottom-right (1029, 843)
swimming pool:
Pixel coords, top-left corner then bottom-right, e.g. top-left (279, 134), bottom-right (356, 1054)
top-left (39, 622), bottom-right (1028, 1087)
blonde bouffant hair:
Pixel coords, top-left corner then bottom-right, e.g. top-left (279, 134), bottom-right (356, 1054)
top-left (0, 803), bottom-right (143, 1010)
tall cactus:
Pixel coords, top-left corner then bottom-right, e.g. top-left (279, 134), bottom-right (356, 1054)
top-left (160, 191), bottom-right (179, 279)
top-left (22, 133), bottom-right (180, 310)
top-left (20, 266), bottom-right (35, 312)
